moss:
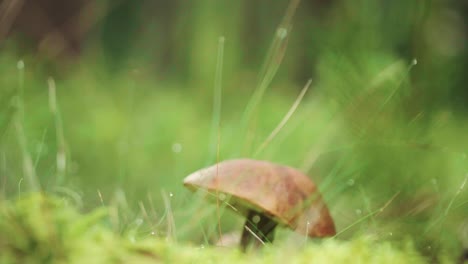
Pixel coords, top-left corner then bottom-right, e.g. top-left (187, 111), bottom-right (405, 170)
top-left (0, 194), bottom-right (437, 263)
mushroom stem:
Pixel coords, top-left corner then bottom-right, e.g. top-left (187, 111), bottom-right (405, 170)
top-left (240, 210), bottom-right (277, 251)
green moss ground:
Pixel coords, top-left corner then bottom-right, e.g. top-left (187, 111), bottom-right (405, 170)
top-left (1, 194), bottom-right (438, 264)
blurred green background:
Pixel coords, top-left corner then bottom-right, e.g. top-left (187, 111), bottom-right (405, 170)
top-left (0, 0), bottom-right (467, 260)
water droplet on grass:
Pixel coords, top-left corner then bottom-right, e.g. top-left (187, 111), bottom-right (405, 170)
top-left (172, 143), bottom-right (182, 153)
top-left (277, 27), bottom-right (288, 39)
top-left (218, 193), bottom-right (226, 201)
top-left (252, 214), bottom-right (261, 224)
top-left (135, 218), bottom-right (143, 225)
top-left (17, 60), bottom-right (24, 69)
top-left (347, 179), bottom-right (355, 186)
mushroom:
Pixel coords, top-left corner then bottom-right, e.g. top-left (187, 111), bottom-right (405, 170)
top-left (183, 159), bottom-right (336, 251)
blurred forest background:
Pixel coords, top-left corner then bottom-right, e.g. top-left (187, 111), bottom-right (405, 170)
top-left (0, 0), bottom-right (467, 260)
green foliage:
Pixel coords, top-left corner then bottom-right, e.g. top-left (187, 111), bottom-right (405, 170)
top-left (0, 0), bottom-right (467, 262)
top-left (0, 194), bottom-right (433, 264)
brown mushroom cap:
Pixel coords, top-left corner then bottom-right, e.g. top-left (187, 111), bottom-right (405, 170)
top-left (183, 159), bottom-right (336, 237)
